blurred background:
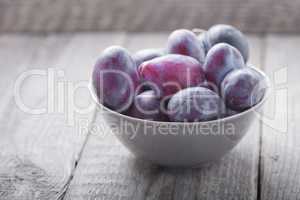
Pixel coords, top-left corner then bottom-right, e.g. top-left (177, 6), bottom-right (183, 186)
top-left (1, 0), bottom-right (300, 33)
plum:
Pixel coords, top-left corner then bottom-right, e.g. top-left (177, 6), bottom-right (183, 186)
top-left (204, 43), bottom-right (245, 88)
top-left (205, 24), bottom-right (249, 62)
top-left (198, 32), bottom-right (210, 54)
top-left (139, 54), bottom-right (205, 97)
top-left (133, 48), bottom-right (165, 68)
top-left (167, 87), bottom-right (225, 122)
top-left (221, 67), bottom-right (267, 111)
top-left (92, 46), bottom-right (139, 112)
top-left (166, 29), bottom-right (205, 64)
top-left (198, 81), bottom-right (219, 94)
top-left (225, 108), bottom-right (239, 117)
top-left (126, 90), bottom-right (168, 121)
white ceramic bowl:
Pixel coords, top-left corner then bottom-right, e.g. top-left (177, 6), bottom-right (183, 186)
top-left (89, 67), bottom-right (270, 167)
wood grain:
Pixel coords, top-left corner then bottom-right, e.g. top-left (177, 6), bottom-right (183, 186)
top-left (0, 35), bottom-right (50, 199)
top-left (0, 33), bottom-right (125, 199)
top-left (64, 34), bottom-right (264, 200)
top-left (260, 35), bottom-right (300, 200)
top-left (1, 0), bottom-right (300, 33)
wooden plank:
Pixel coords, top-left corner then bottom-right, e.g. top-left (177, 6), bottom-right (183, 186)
top-left (0, 33), bottom-right (125, 199)
top-left (0, 35), bottom-right (49, 199)
top-left (1, 0), bottom-right (300, 34)
top-left (260, 35), bottom-right (300, 200)
top-left (65, 34), bottom-right (263, 200)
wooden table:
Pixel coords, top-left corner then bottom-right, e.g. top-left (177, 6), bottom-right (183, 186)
top-left (0, 32), bottom-right (298, 200)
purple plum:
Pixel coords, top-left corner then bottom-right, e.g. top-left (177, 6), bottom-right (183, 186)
top-left (166, 29), bottom-right (205, 64)
top-left (225, 108), bottom-right (240, 117)
top-left (205, 24), bottom-right (249, 62)
top-left (139, 54), bottom-right (205, 97)
top-left (167, 87), bottom-right (225, 122)
top-left (126, 90), bottom-right (168, 121)
top-left (133, 48), bottom-right (165, 68)
top-left (198, 32), bottom-right (210, 54)
top-left (92, 46), bottom-right (139, 112)
top-left (221, 67), bottom-right (267, 111)
top-left (204, 43), bottom-right (245, 88)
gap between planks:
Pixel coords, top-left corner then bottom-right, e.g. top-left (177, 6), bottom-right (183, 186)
top-left (58, 110), bottom-right (97, 200)
top-left (256, 34), bottom-right (267, 200)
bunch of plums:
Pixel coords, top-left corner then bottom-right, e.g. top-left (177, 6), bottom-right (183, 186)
top-left (92, 24), bottom-right (267, 122)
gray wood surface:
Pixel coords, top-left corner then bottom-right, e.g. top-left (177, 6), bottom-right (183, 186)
top-left (64, 34), bottom-right (263, 200)
top-left (1, 0), bottom-right (300, 33)
top-left (1, 32), bottom-right (299, 200)
top-left (0, 33), bottom-right (125, 199)
top-left (260, 35), bottom-right (300, 200)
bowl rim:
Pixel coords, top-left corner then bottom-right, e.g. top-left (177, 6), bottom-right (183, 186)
top-left (89, 66), bottom-right (271, 125)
